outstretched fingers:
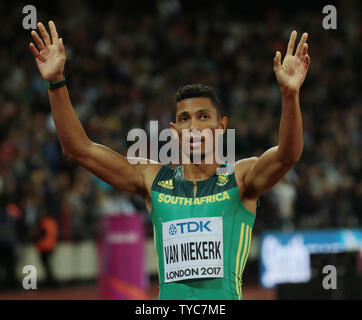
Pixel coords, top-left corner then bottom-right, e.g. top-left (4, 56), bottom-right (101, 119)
top-left (48, 20), bottom-right (59, 44)
top-left (301, 43), bottom-right (308, 60)
top-left (38, 22), bottom-right (52, 46)
top-left (273, 51), bottom-right (282, 73)
top-left (29, 42), bottom-right (45, 62)
top-left (31, 30), bottom-right (45, 51)
top-left (58, 38), bottom-right (65, 54)
top-left (286, 30), bottom-right (297, 56)
top-left (295, 33), bottom-right (308, 58)
top-left (303, 54), bottom-right (311, 70)
top-left (29, 42), bottom-right (39, 58)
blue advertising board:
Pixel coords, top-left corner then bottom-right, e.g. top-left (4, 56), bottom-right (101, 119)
top-left (259, 229), bottom-right (362, 288)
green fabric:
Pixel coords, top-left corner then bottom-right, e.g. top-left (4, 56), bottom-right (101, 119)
top-left (151, 165), bottom-right (256, 300)
top-left (44, 75), bottom-right (66, 89)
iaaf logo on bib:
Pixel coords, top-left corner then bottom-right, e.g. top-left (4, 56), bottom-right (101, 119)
top-left (169, 224), bottom-right (177, 235)
top-left (168, 221), bottom-right (212, 235)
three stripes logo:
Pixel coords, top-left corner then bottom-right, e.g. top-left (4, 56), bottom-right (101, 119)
top-left (158, 179), bottom-right (174, 190)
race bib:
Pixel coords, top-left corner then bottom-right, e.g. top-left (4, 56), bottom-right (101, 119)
top-left (162, 216), bottom-right (223, 283)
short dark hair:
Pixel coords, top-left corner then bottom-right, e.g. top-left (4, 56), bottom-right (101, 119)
top-left (175, 84), bottom-right (222, 117)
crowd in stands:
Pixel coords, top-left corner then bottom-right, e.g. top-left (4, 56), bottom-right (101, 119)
top-left (0, 0), bottom-right (360, 282)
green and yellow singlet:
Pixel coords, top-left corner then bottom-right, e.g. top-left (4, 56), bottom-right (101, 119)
top-left (150, 163), bottom-right (256, 300)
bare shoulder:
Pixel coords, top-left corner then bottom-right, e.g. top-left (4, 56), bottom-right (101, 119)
top-left (142, 161), bottom-right (163, 182)
top-left (127, 158), bottom-right (162, 214)
top-left (126, 157), bottom-right (162, 192)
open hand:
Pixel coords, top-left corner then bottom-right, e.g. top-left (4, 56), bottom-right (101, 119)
top-left (274, 31), bottom-right (310, 92)
top-left (29, 21), bottom-right (66, 82)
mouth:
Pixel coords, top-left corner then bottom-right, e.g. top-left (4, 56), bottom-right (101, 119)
top-left (189, 136), bottom-right (205, 148)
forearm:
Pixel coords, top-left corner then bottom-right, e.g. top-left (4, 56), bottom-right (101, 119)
top-left (48, 85), bottom-right (91, 157)
top-left (277, 88), bottom-right (303, 163)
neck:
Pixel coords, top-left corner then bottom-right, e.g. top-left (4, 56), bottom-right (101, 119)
top-left (182, 162), bottom-right (220, 181)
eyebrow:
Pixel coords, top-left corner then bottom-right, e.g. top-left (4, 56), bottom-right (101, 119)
top-left (176, 108), bottom-right (213, 117)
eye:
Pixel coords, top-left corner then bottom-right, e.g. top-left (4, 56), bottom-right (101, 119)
top-left (200, 113), bottom-right (209, 120)
top-left (179, 116), bottom-right (189, 123)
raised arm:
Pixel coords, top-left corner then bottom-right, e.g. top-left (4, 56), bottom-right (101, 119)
top-left (29, 21), bottom-right (160, 198)
top-left (238, 31), bottom-right (310, 199)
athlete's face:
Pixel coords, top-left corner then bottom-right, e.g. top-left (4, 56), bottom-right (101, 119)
top-left (170, 98), bottom-right (228, 162)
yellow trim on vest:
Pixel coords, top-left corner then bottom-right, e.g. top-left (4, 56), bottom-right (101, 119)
top-left (153, 226), bottom-right (161, 282)
top-left (235, 223), bottom-right (245, 300)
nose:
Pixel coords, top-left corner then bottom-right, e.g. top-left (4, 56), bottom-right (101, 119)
top-left (189, 118), bottom-right (201, 133)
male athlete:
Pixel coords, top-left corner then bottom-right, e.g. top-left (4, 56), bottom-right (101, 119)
top-left (29, 21), bottom-right (310, 300)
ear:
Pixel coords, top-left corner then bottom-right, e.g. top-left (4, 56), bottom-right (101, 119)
top-left (219, 116), bottom-right (228, 134)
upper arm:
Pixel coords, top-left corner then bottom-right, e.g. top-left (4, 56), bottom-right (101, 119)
top-left (67, 141), bottom-right (161, 198)
top-left (236, 146), bottom-right (295, 198)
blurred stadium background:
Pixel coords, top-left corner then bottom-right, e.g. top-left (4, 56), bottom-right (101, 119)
top-left (0, 0), bottom-right (361, 299)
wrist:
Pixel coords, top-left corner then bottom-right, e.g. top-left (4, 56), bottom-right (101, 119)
top-left (52, 74), bottom-right (64, 82)
top-left (46, 73), bottom-right (64, 82)
top-left (280, 86), bottom-right (299, 96)
top-left (44, 74), bottom-right (66, 90)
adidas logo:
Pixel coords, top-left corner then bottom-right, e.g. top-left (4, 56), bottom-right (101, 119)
top-left (158, 179), bottom-right (174, 189)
